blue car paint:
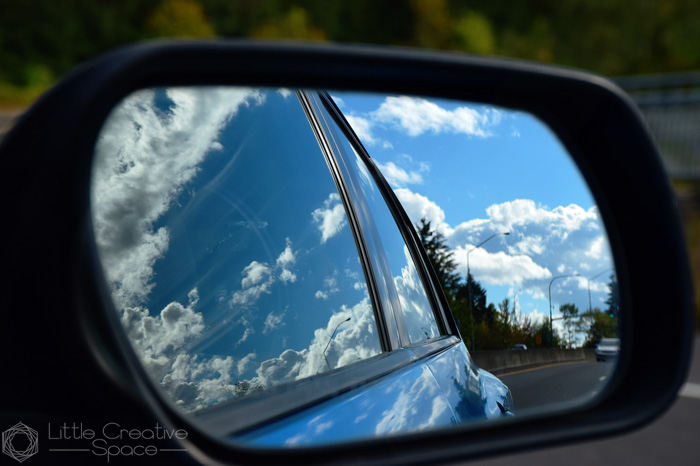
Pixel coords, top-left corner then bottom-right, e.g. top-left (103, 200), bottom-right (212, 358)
top-left (235, 341), bottom-right (512, 447)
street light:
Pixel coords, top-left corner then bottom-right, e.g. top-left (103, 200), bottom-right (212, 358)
top-left (548, 273), bottom-right (580, 348)
top-left (587, 268), bottom-right (613, 313)
top-left (467, 231), bottom-right (510, 350)
top-left (513, 288), bottom-right (521, 318)
top-left (323, 317), bottom-right (351, 370)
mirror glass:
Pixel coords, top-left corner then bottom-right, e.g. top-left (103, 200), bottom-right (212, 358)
top-left (90, 87), bottom-right (618, 448)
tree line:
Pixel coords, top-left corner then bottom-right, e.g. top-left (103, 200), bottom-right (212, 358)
top-left (417, 218), bottom-right (618, 351)
top-left (2, 0), bottom-right (700, 106)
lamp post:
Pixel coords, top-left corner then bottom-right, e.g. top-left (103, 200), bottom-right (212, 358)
top-left (323, 317), bottom-right (351, 370)
top-left (513, 288), bottom-right (521, 319)
top-left (587, 268), bottom-right (612, 313)
top-left (467, 231), bottom-right (510, 350)
top-left (548, 273), bottom-right (579, 348)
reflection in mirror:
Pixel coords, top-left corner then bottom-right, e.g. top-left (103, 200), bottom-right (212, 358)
top-left (333, 90), bottom-right (618, 413)
top-left (90, 87), bottom-right (617, 448)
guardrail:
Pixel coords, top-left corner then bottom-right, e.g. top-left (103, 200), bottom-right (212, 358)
top-left (615, 72), bottom-right (700, 180)
top-left (471, 348), bottom-right (597, 375)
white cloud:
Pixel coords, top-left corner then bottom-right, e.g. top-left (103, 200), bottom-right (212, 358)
top-left (330, 95), bottom-right (345, 108)
top-left (371, 96), bottom-right (500, 137)
top-left (324, 276), bottom-right (338, 289)
top-left (393, 245), bottom-right (440, 342)
top-left (280, 269), bottom-right (297, 284)
top-left (248, 297), bottom-right (381, 391)
top-left (342, 95), bottom-right (504, 151)
top-left (455, 246), bottom-right (551, 286)
top-left (120, 288), bottom-right (258, 410)
top-left (585, 235), bottom-right (606, 260)
top-left (391, 188), bottom-right (612, 305)
top-left (312, 193), bottom-right (347, 243)
top-left (393, 188), bottom-right (446, 229)
top-left (121, 288), bottom-right (204, 377)
top-left (375, 161), bottom-right (424, 187)
top-left (527, 309), bottom-right (548, 325)
top-left (263, 310), bottom-right (286, 334)
top-left (236, 353), bottom-right (256, 375)
top-left (277, 238), bottom-right (297, 283)
top-left (276, 238), bottom-right (296, 266)
top-left (241, 261), bottom-right (272, 289)
top-left (230, 240), bottom-right (299, 310)
top-left (510, 235), bottom-right (546, 256)
top-left (345, 115), bottom-right (376, 145)
top-left (231, 261), bottom-right (274, 308)
top-left (375, 368), bottom-right (445, 435)
top-left (315, 274), bottom-right (340, 300)
top-left (237, 327), bottom-right (254, 345)
top-left (92, 86), bottom-right (264, 309)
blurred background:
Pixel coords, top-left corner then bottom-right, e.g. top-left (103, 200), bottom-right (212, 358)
top-left (3, 0), bottom-right (697, 329)
top-left (1, 1), bottom-right (698, 463)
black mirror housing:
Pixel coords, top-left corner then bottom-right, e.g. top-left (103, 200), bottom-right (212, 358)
top-left (0, 41), bottom-right (693, 465)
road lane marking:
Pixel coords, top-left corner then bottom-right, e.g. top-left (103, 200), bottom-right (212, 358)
top-left (599, 376), bottom-right (607, 382)
top-left (498, 361), bottom-right (586, 377)
top-left (680, 382), bottom-right (700, 399)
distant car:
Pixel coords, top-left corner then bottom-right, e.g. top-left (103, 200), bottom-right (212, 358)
top-left (595, 338), bottom-right (620, 362)
top-left (511, 344), bottom-right (527, 350)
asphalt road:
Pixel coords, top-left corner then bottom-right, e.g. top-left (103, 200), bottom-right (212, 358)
top-left (500, 362), bottom-right (615, 413)
top-left (466, 334), bottom-right (700, 466)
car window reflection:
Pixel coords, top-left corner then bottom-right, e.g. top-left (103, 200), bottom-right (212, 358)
top-left (315, 103), bottom-right (441, 345)
top-left (91, 88), bottom-right (382, 412)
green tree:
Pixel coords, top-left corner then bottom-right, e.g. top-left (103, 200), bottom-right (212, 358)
top-left (605, 274), bottom-right (620, 319)
top-left (559, 303), bottom-right (579, 348)
top-left (416, 218), bottom-right (461, 294)
top-left (527, 318), bottom-right (561, 349)
top-left (251, 6), bottom-right (326, 41)
top-left (146, 0), bottom-right (216, 38)
top-left (583, 308), bottom-right (618, 344)
top-left (452, 10), bottom-right (496, 55)
top-left (455, 273), bottom-right (487, 321)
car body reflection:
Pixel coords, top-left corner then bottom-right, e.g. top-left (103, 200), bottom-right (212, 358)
top-left (236, 339), bottom-right (512, 447)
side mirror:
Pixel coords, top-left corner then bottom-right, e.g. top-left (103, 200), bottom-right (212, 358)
top-left (0, 41), bottom-right (693, 465)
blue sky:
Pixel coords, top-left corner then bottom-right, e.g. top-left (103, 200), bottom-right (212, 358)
top-left (332, 92), bottom-right (615, 342)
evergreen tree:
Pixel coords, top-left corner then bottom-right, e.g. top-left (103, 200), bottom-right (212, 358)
top-left (416, 218), bottom-right (462, 294)
top-left (605, 274), bottom-right (620, 319)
